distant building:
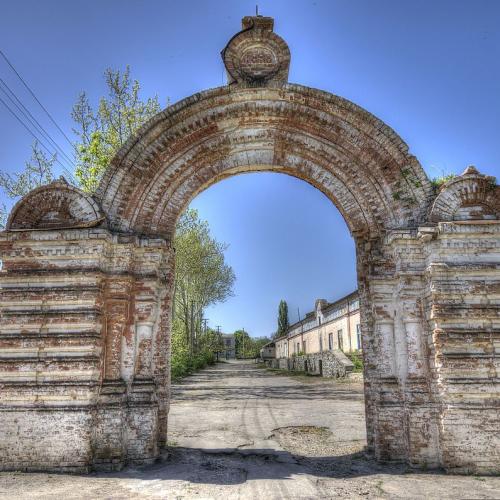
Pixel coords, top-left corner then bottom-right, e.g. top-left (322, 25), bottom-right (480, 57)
top-left (260, 341), bottom-right (276, 360)
top-left (221, 333), bottom-right (236, 359)
top-left (275, 290), bottom-right (361, 359)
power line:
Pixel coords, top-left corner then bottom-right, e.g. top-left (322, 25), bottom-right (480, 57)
top-left (0, 49), bottom-right (75, 149)
top-left (0, 95), bottom-right (76, 182)
top-left (0, 77), bottom-right (75, 168)
top-left (0, 78), bottom-right (75, 170)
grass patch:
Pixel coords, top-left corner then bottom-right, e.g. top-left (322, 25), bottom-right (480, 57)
top-left (431, 173), bottom-right (457, 188)
top-left (346, 350), bottom-right (364, 372)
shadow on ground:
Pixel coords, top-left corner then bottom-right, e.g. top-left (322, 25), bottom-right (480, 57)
top-left (90, 446), bottom-right (429, 486)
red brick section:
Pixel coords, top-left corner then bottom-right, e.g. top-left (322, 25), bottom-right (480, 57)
top-left (96, 84), bottom-right (433, 240)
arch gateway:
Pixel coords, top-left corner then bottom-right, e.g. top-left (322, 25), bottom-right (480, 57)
top-left (0, 16), bottom-right (499, 474)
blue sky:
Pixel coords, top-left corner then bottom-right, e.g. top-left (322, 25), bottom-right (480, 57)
top-left (1, 0), bottom-right (499, 336)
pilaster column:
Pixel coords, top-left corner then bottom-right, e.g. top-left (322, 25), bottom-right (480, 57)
top-left (103, 276), bottom-right (134, 381)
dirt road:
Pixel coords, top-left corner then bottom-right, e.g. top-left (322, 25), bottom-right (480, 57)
top-left (0, 360), bottom-right (498, 499)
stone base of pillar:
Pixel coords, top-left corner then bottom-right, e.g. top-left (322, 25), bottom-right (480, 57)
top-left (92, 380), bottom-right (160, 471)
top-left (0, 406), bottom-right (94, 473)
top-left (439, 406), bottom-right (500, 475)
top-left (0, 382), bottom-right (161, 473)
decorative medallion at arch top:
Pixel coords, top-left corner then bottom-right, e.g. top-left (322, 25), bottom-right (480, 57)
top-left (7, 177), bottom-right (105, 231)
top-left (222, 15), bottom-right (290, 87)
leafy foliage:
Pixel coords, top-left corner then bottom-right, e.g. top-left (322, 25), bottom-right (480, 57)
top-left (171, 349), bottom-right (216, 380)
top-left (171, 209), bottom-right (236, 377)
top-left (277, 300), bottom-right (289, 338)
top-left (431, 173), bottom-right (457, 189)
top-left (172, 208), bottom-right (235, 355)
top-left (347, 350), bottom-right (364, 372)
top-left (72, 66), bottom-right (161, 192)
top-left (234, 329), bottom-right (271, 358)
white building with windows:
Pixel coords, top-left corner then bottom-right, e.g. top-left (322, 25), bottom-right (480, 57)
top-left (275, 291), bottom-right (361, 359)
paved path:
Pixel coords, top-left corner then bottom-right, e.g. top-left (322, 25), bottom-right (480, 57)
top-left (1, 360), bottom-right (499, 499)
top-left (168, 359), bottom-right (366, 453)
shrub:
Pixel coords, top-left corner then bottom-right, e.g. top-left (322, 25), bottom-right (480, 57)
top-left (348, 350), bottom-right (364, 372)
top-left (171, 350), bottom-right (216, 380)
top-left (431, 174), bottom-right (456, 189)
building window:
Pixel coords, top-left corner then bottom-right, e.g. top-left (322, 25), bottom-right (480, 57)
top-left (337, 330), bottom-right (343, 351)
top-left (319, 334), bottom-right (323, 352)
top-left (356, 324), bottom-right (361, 349)
top-left (328, 332), bottom-right (333, 350)
top-left (302, 340), bottom-right (306, 353)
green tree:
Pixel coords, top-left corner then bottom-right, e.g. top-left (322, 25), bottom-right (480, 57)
top-left (234, 329), bottom-right (250, 358)
top-left (173, 208), bottom-right (235, 355)
top-left (234, 329), bottom-right (271, 358)
top-left (277, 300), bottom-right (289, 338)
top-left (0, 140), bottom-right (56, 228)
top-left (71, 66), bottom-right (161, 192)
top-left (1, 67), bottom-right (160, 227)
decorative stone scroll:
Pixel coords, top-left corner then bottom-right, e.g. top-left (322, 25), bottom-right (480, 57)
top-left (6, 178), bottom-right (105, 230)
top-left (222, 15), bottom-right (290, 87)
top-left (429, 166), bottom-right (499, 222)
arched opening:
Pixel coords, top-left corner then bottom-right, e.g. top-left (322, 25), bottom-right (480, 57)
top-left (166, 171), bottom-right (365, 458)
top-left (93, 83), bottom-right (434, 466)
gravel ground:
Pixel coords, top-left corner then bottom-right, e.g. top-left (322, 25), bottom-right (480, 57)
top-left (0, 360), bottom-right (499, 499)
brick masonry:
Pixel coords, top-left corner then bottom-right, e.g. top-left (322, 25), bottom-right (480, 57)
top-left (0, 16), bottom-right (498, 474)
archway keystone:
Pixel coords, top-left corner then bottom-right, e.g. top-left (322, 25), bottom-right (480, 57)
top-left (0, 16), bottom-right (498, 474)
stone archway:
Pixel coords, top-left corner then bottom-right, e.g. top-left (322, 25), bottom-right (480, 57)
top-left (0, 16), bottom-right (498, 474)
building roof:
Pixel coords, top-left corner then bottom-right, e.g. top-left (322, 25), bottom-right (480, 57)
top-left (261, 341), bottom-right (276, 348)
top-left (285, 289), bottom-right (359, 337)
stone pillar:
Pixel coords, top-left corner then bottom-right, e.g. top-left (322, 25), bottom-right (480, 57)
top-left (387, 230), bottom-right (441, 468)
top-left (377, 319), bottom-right (396, 377)
top-left (423, 221), bottom-right (500, 474)
top-left (0, 227), bottom-right (172, 472)
top-left (0, 228), bottom-right (109, 472)
top-left (356, 236), bottom-right (407, 461)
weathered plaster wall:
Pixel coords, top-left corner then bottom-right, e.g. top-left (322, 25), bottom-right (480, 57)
top-left (0, 228), bottom-right (173, 471)
top-left (423, 221), bottom-right (500, 473)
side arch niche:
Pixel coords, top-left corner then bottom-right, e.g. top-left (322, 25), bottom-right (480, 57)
top-left (429, 166), bottom-right (499, 222)
top-left (7, 177), bottom-right (105, 231)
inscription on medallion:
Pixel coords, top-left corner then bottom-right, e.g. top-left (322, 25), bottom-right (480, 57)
top-left (240, 45), bottom-right (279, 79)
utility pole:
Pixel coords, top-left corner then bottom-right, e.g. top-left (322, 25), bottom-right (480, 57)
top-left (190, 300), bottom-right (195, 355)
top-left (216, 325), bottom-right (222, 361)
top-left (297, 307), bottom-right (304, 354)
top-left (242, 327), bottom-right (246, 359)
